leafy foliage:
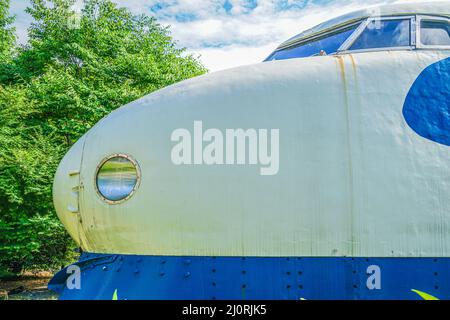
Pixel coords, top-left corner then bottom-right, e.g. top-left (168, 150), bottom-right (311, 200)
top-left (0, 0), bottom-right (15, 59)
top-left (0, 0), bottom-right (206, 273)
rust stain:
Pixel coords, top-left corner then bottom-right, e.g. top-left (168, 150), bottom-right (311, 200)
top-left (336, 55), bottom-right (348, 91)
top-left (349, 54), bottom-right (358, 81)
top-left (349, 54), bottom-right (361, 101)
top-left (349, 54), bottom-right (363, 109)
top-left (335, 54), bottom-right (356, 256)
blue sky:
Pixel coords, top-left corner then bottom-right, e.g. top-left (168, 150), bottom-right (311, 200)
top-left (9, 0), bottom-right (427, 71)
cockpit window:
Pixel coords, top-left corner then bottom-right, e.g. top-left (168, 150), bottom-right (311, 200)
top-left (420, 20), bottom-right (450, 46)
top-left (265, 24), bottom-right (358, 61)
top-left (265, 15), bottom-right (449, 62)
top-left (350, 19), bottom-right (411, 50)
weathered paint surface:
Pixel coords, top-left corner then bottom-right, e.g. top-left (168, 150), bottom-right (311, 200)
top-left (53, 50), bottom-right (450, 258)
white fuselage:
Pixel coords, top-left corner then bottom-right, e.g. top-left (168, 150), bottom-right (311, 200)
top-left (53, 50), bottom-right (450, 258)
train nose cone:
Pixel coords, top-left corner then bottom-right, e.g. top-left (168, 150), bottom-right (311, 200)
top-left (52, 135), bottom-right (87, 246)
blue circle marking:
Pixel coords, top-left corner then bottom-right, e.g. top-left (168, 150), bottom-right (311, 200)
top-left (403, 57), bottom-right (450, 146)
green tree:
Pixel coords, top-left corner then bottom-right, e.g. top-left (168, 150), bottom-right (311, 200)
top-left (0, 0), bottom-right (206, 273)
top-left (0, 0), bottom-right (14, 59)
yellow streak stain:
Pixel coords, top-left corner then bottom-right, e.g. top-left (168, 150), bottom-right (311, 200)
top-left (336, 55), bottom-right (347, 89)
top-left (411, 289), bottom-right (439, 300)
top-left (335, 55), bottom-right (356, 256)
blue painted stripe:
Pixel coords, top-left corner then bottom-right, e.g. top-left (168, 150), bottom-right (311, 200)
top-left (49, 253), bottom-right (450, 300)
top-left (403, 57), bottom-right (450, 146)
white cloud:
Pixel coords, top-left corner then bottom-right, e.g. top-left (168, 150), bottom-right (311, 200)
top-left (193, 42), bottom-right (279, 73)
top-left (9, 0), bottom-right (449, 72)
top-left (111, 0), bottom-right (391, 70)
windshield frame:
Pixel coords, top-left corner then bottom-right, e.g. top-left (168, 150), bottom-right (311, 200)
top-left (416, 15), bottom-right (450, 50)
top-left (275, 20), bottom-right (363, 51)
top-left (265, 22), bottom-right (361, 61)
top-left (266, 14), bottom-right (450, 61)
top-left (337, 15), bottom-right (416, 54)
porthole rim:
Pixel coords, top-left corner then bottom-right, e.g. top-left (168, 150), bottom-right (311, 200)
top-left (94, 153), bottom-right (141, 205)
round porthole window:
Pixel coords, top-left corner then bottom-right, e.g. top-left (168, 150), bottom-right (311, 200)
top-left (95, 154), bottom-right (140, 204)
